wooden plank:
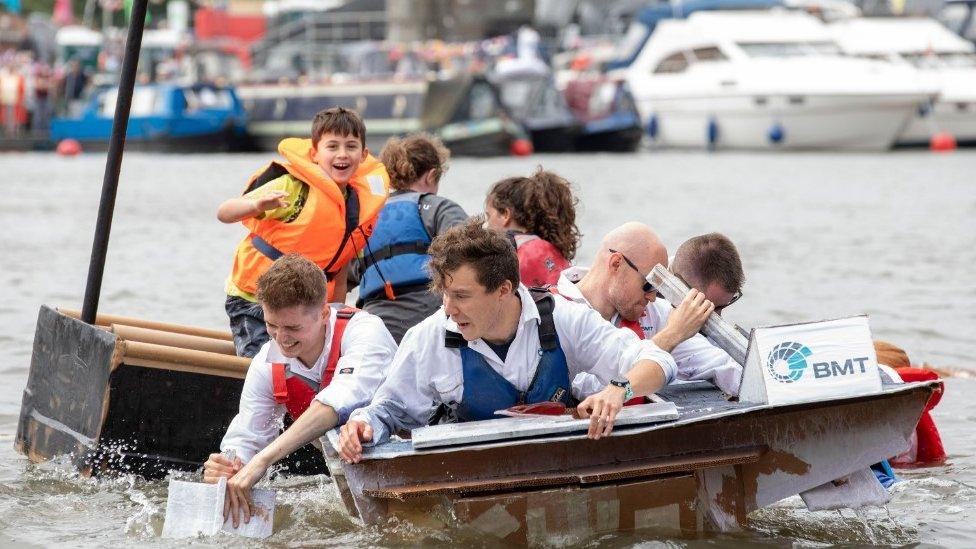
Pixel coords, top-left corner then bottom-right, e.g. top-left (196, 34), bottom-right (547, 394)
top-left (363, 446), bottom-right (765, 500)
top-left (411, 402), bottom-right (679, 450)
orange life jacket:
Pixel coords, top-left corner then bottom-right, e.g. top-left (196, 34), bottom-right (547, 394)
top-left (271, 307), bottom-right (357, 420)
top-left (229, 138), bottom-right (389, 300)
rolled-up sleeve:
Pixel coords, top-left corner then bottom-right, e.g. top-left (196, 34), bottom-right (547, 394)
top-left (315, 313), bottom-right (398, 423)
top-left (673, 334), bottom-right (742, 396)
top-left (555, 298), bottom-right (677, 386)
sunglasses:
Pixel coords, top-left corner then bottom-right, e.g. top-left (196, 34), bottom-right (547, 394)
top-left (672, 270), bottom-right (743, 312)
top-left (715, 290), bottom-right (743, 313)
top-left (608, 249), bottom-right (657, 295)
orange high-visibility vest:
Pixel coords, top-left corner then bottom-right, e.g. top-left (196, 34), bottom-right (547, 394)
top-left (229, 137), bottom-right (389, 300)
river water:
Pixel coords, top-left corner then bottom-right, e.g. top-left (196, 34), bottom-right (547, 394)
top-left (0, 150), bottom-right (974, 547)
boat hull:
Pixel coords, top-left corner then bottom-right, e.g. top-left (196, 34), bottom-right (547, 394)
top-left (638, 93), bottom-right (921, 151)
top-left (14, 306), bottom-right (325, 478)
top-left (897, 102), bottom-right (976, 146)
top-left (322, 381), bottom-right (934, 543)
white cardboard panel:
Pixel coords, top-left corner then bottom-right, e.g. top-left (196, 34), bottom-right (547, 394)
top-left (740, 316), bottom-right (881, 406)
top-left (411, 402), bottom-right (679, 449)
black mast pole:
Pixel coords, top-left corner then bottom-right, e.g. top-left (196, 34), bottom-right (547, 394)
top-left (80, 0), bottom-right (149, 325)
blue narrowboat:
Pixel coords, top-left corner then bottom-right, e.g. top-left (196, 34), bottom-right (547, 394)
top-left (50, 83), bottom-right (249, 153)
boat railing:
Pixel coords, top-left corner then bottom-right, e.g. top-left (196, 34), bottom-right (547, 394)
top-left (250, 11), bottom-right (387, 67)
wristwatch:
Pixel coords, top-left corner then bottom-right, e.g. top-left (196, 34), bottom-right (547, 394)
top-left (609, 378), bottom-right (634, 400)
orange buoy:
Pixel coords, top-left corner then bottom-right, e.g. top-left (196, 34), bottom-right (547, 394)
top-left (56, 139), bottom-right (82, 156)
top-left (510, 138), bottom-right (533, 157)
top-left (929, 131), bottom-right (956, 152)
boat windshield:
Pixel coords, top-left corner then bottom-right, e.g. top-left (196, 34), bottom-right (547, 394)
top-left (902, 51), bottom-right (976, 69)
top-left (184, 88), bottom-right (235, 111)
top-left (498, 77), bottom-right (566, 119)
top-left (612, 22), bottom-right (650, 63)
top-left (737, 41), bottom-right (842, 58)
top-left (99, 87), bottom-right (163, 117)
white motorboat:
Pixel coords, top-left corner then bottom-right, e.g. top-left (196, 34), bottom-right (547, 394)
top-left (612, 10), bottom-right (937, 150)
top-left (831, 17), bottom-right (976, 146)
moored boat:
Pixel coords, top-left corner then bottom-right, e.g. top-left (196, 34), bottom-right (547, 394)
top-left (239, 74), bottom-right (528, 156)
top-left (49, 83), bottom-right (250, 153)
top-left (830, 17), bottom-right (976, 146)
top-left (611, 8), bottom-right (938, 150)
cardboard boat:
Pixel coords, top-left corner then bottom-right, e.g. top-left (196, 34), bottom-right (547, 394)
top-left (14, 305), bottom-right (324, 478)
top-left (320, 379), bottom-right (936, 543)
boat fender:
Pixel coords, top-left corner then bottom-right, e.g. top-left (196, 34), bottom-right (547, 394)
top-left (917, 101), bottom-right (932, 117)
top-left (510, 138), bottom-right (533, 156)
top-left (930, 132), bottom-right (957, 152)
top-left (768, 122), bottom-right (785, 145)
top-left (647, 114), bottom-right (658, 139)
top-left (56, 138), bottom-right (82, 156)
top-left (706, 117), bottom-right (719, 149)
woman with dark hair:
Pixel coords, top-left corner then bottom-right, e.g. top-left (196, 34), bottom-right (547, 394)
top-left (352, 134), bottom-right (467, 342)
top-left (485, 168), bottom-right (581, 286)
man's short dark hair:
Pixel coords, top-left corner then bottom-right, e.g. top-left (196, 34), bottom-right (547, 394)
top-left (427, 217), bottom-right (520, 293)
top-left (256, 253), bottom-right (327, 311)
top-left (311, 106), bottom-right (366, 148)
top-left (672, 233), bottom-right (744, 293)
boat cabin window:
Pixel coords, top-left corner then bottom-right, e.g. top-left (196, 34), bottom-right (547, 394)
top-left (903, 51), bottom-right (976, 69)
top-left (654, 52), bottom-right (690, 73)
top-left (99, 88), bottom-right (162, 117)
top-left (690, 47), bottom-right (728, 62)
top-left (468, 81), bottom-right (499, 120)
top-left (737, 41), bottom-right (842, 58)
top-left (613, 22), bottom-right (650, 64)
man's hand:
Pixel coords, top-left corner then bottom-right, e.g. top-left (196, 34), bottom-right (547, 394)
top-left (203, 452), bottom-right (242, 484)
top-left (253, 190), bottom-right (289, 213)
top-left (338, 420), bottom-right (373, 463)
top-left (223, 455), bottom-right (271, 528)
top-left (654, 289), bottom-right (714, 351)
top-left (576, 384), bottom-right (627, 440)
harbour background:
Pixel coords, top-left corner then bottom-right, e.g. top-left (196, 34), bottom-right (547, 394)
top-left (0, 149), bottom-right (974, 546)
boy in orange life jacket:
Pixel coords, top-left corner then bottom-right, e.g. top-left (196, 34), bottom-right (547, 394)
top-left (204, 254), bottom-right (396, 527)
top-left (218, 107), bottom-right (390, 358)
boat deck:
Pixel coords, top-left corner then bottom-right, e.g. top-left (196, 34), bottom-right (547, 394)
top-left (325, 380), bottom-right (916, 460)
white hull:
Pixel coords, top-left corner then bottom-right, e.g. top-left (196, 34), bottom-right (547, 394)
top-left (639, 92), bottom-right (921, 151)
top-left (898, 105), bottom-right (976, 145)
top-left (618, 11), bottom-right (938, 152)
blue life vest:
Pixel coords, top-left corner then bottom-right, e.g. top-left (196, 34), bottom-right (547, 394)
top-left (445, 289), bottom-right (572, 422)
top-left (359, 192), bottom-right (432, 301)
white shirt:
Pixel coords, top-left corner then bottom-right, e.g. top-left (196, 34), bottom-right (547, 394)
top-left (557, 266), bottom-right (743, 397)
top-left (220, 306), bottom-right (397, 463)
top-left (348, 284), bottom-right (677, 445)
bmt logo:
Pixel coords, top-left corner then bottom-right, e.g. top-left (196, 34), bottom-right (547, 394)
top-left (811, 357), bottom-right (872, 378)
top-left (766, 342), bottom-right (813, 383)
top-left (767, 341), bottom-right (872, 383)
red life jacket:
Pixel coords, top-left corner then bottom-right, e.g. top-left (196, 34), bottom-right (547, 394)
top-left (548, 286), bottom-right (646, 406)
top-left (890, 366), bottom-right (946, 467)
top-left (270, 307), bottom-right (357, 420)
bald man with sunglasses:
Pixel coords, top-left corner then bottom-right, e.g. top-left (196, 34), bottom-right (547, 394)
top-left (556, 222), bottom-right (743, 397)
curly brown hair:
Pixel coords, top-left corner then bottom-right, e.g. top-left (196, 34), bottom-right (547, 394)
top-left (427, 217), bottom-right (520, 293)
top-left (486, 168), bottom-right (581, 260)
top-left (380, 133), bottom-right (450, 191)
